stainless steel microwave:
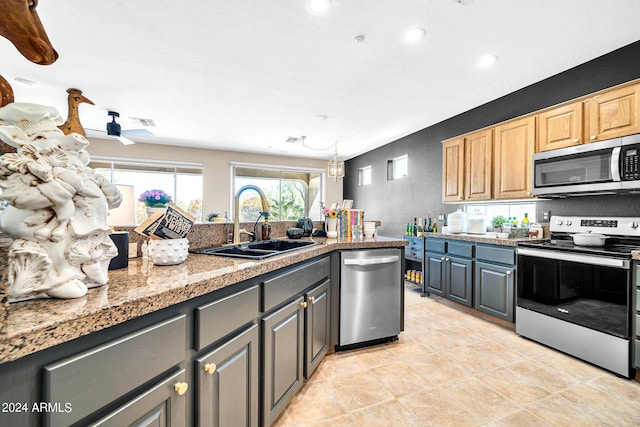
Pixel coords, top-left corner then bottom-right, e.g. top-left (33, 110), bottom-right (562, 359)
top-left (532, 134), bottom-right (640, 197)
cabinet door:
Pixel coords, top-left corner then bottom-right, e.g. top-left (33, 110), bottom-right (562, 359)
top-left (261, 297), bottom-right (304, 427)
top-left (494, 116), bottom-right (536, 199)
top-left (305, 280), bottom-right (331, 379)
top-left (446, 256), bottom-right (473, 307)
top-left (538, 102), bottom-right (583, 151)
top-left (588, 83), bottom-right (640, 142)
top-left (425, 252), bottom-right (446, 296)
top-left (195, 324), bottom-right (259, 427)
top-left (442, 137), bottom-right (465, 202)
top-left (465, 129), bottom-right (493, 200)
top-left (89, 369), bottom-right (187, 427)
top-left (474, 261), bottom-right (515, 322)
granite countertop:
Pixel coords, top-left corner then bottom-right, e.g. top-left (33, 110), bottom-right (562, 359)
top-left (424, 232), bottom-right (547, 247)
top-left (0, 236), bottom-right (406, 364)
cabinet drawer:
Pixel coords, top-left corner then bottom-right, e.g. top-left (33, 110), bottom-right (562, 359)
top-left (405, 247), bottom-right (423, 261)
top-left (635, 339), bottom-right (640, 369)
top-left (405, 237), bottom-right (424, 251)
top-left (44, 315), bottom-right (186, 427)
top-left (195, 285), bottom-right (259, 350)
top-left (476, 244), bottom-right (516, 265)
top-left (262, 256), bottom-right (330, 312)
top-left (447, 241), bottom-right (473, 258)
top-left (426, 239), bottom-right (446, 253)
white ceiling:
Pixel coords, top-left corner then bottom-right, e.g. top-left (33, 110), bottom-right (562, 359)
top-left (2, 0), bottom-right (640, 160)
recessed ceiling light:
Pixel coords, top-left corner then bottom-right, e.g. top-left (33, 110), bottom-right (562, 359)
top-left (353, 34), bottom-right (366, 44)
top-left (477, 54), bottom-right (499, 68)
top-left (404, 27), bottom-right (426, 43)
top-left (307, 0), bottom-right (331, 15)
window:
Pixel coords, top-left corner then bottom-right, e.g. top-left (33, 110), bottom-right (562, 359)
top-left (232, 164), bottom-right (324, 221)
top-left (358, 165), bottom-right (372, 186)
top-left (90, 157), bottom-right (204, 224)
top-left (464, 202), bottom-right (536, 225)
top-left (387, 155), bottom-right (408, 180)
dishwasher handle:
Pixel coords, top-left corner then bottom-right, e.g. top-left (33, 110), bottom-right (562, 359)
top-left (343, 255), bottom-right (399, 266)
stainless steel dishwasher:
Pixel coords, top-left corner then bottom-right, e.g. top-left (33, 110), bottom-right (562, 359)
top-left (339, 248), bottom-right (402, 347)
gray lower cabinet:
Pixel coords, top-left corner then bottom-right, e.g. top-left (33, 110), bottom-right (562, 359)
top-left (44, 315), bottom-right (187, 427)
top-left (425, 252), bottom-right (446, 296)
top-left (88, 369), bottom-right (187, 427)
top-left (474, 245), bottom-right (517, 322)
top-left (304, 279), bottom-right (331, 378)
top-left (425, 240), bottom-right (473, 307)
top-left (261, 297), bottom-right (305, 427)
top-left (447, 255), bottom-right (473, 307)
top-left (195, 323), bottom-right (259, 427)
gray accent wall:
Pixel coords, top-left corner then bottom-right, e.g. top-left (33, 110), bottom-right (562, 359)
top-left (345, 41), bottom-right (640, 237)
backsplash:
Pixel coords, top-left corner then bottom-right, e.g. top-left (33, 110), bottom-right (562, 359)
top-left (536, 194), bottom-right (640, 220)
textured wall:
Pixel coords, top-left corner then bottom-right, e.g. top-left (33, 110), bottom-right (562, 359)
top-left (345, 40), bottom-right (640, 237)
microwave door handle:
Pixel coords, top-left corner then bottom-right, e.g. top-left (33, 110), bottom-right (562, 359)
top-left (611, 146), bottom-right (621, 181)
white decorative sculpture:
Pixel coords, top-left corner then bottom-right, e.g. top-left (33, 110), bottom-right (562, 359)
top-left (0, 103), bottom-right (121, 301)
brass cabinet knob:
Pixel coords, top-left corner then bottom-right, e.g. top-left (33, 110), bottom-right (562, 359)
top-left (459, 196), bottom-right (464, 200)
top-left (300, 301), bottom-right (308, 308)
top-left (573, 138), bottom-right (579, 143)
top-left (440, 257), bottom-right (445, 261)
top-left (591, 135), bottom-right (597, 140)
top-left (445, 257), bottom-right (450, 262)
top-left (309, 296), bottom-right (315, 303)
top-left (506, 270), bottom-right (512, 275)
top-left (204, 363), bottom-right (217, 375)
top-left (174, 382), bottom-right (189, 396)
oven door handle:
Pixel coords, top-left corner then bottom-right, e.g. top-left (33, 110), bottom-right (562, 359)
top-left (517, 247), bottom-right (630, 269)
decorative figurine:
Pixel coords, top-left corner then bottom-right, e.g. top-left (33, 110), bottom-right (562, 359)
top-left (58, 88), bottom-right (94, 136)
top-left (0, 0), bottom-right (59, 108)
top-left (0, 102), bottom-right (122, 301)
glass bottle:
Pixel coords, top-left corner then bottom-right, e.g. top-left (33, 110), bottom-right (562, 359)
top-left (522, 213), bottom-right (530, 230)
top-left (262, 219), bottom-right (271, 240)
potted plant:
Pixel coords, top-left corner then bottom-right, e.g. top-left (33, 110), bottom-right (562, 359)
top-left (206, 212), bottom-right (225, 223)
top-left (139, 189), bottom-right (172, 218)
top-left (491, 215), bottom-right (508, 232)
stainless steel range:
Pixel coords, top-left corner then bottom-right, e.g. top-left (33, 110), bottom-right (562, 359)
top-left (516, 215), bottom-right (639, 377)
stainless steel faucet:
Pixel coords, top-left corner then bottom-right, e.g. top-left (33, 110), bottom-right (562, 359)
top-left (233, 185), bottom-right (270, 244)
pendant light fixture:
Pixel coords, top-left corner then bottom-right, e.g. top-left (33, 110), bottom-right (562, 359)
top-left (327, 141), bottom-right (345, 181)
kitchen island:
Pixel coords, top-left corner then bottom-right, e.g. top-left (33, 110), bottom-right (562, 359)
top-left (0, 235), bottom-right (406, 427)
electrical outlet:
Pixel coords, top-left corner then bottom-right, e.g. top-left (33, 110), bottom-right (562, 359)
top-left (542, 211), bottom-right (550, 221)
top-left (437, 214), bottom-right (444, 221)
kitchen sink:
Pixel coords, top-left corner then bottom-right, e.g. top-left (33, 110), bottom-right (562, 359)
top-left (194, 239), bottom-right (317, 259)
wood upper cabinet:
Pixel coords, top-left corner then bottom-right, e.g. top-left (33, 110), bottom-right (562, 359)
top-left (537, 101), bottom-right (583, 151)
top-left (493, 116), bottom-right (536, 199)
top-left (442, 129), bottom-right (493, 202)
top-left (442, 137), bottom-right (465, 202)
top-left (587, 83), bottom-right (640, 142)
top-left (464, 129), bottom-right (493, 200)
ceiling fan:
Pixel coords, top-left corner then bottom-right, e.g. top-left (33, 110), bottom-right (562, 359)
top-left (86, 111), bottom-right (154, 145)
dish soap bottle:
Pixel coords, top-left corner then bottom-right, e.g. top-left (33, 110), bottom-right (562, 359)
top-left (262, 219), bottom-right (271, 241)
top-left (522, 213), bottom-right (530, 230)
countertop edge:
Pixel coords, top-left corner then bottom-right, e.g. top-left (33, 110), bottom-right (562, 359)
top-left (0, 238), bottom-right (406, 364)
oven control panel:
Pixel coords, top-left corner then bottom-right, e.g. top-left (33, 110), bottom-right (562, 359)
top-left (550, 216), bottom-right (640, 236)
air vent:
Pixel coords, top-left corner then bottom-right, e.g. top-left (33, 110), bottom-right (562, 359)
top-left (129, 117), bottom-right (156, 127)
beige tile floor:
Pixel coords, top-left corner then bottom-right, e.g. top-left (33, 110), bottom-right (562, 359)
top-left (273, 285), bottom-right (640, 427)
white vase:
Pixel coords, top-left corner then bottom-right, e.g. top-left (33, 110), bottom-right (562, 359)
top-left (325, 217), bottom-right (338, 238)
top-left (146, 207), bottom-right (166, 219)
top-left (148, 238), bottom-right (189, 265)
